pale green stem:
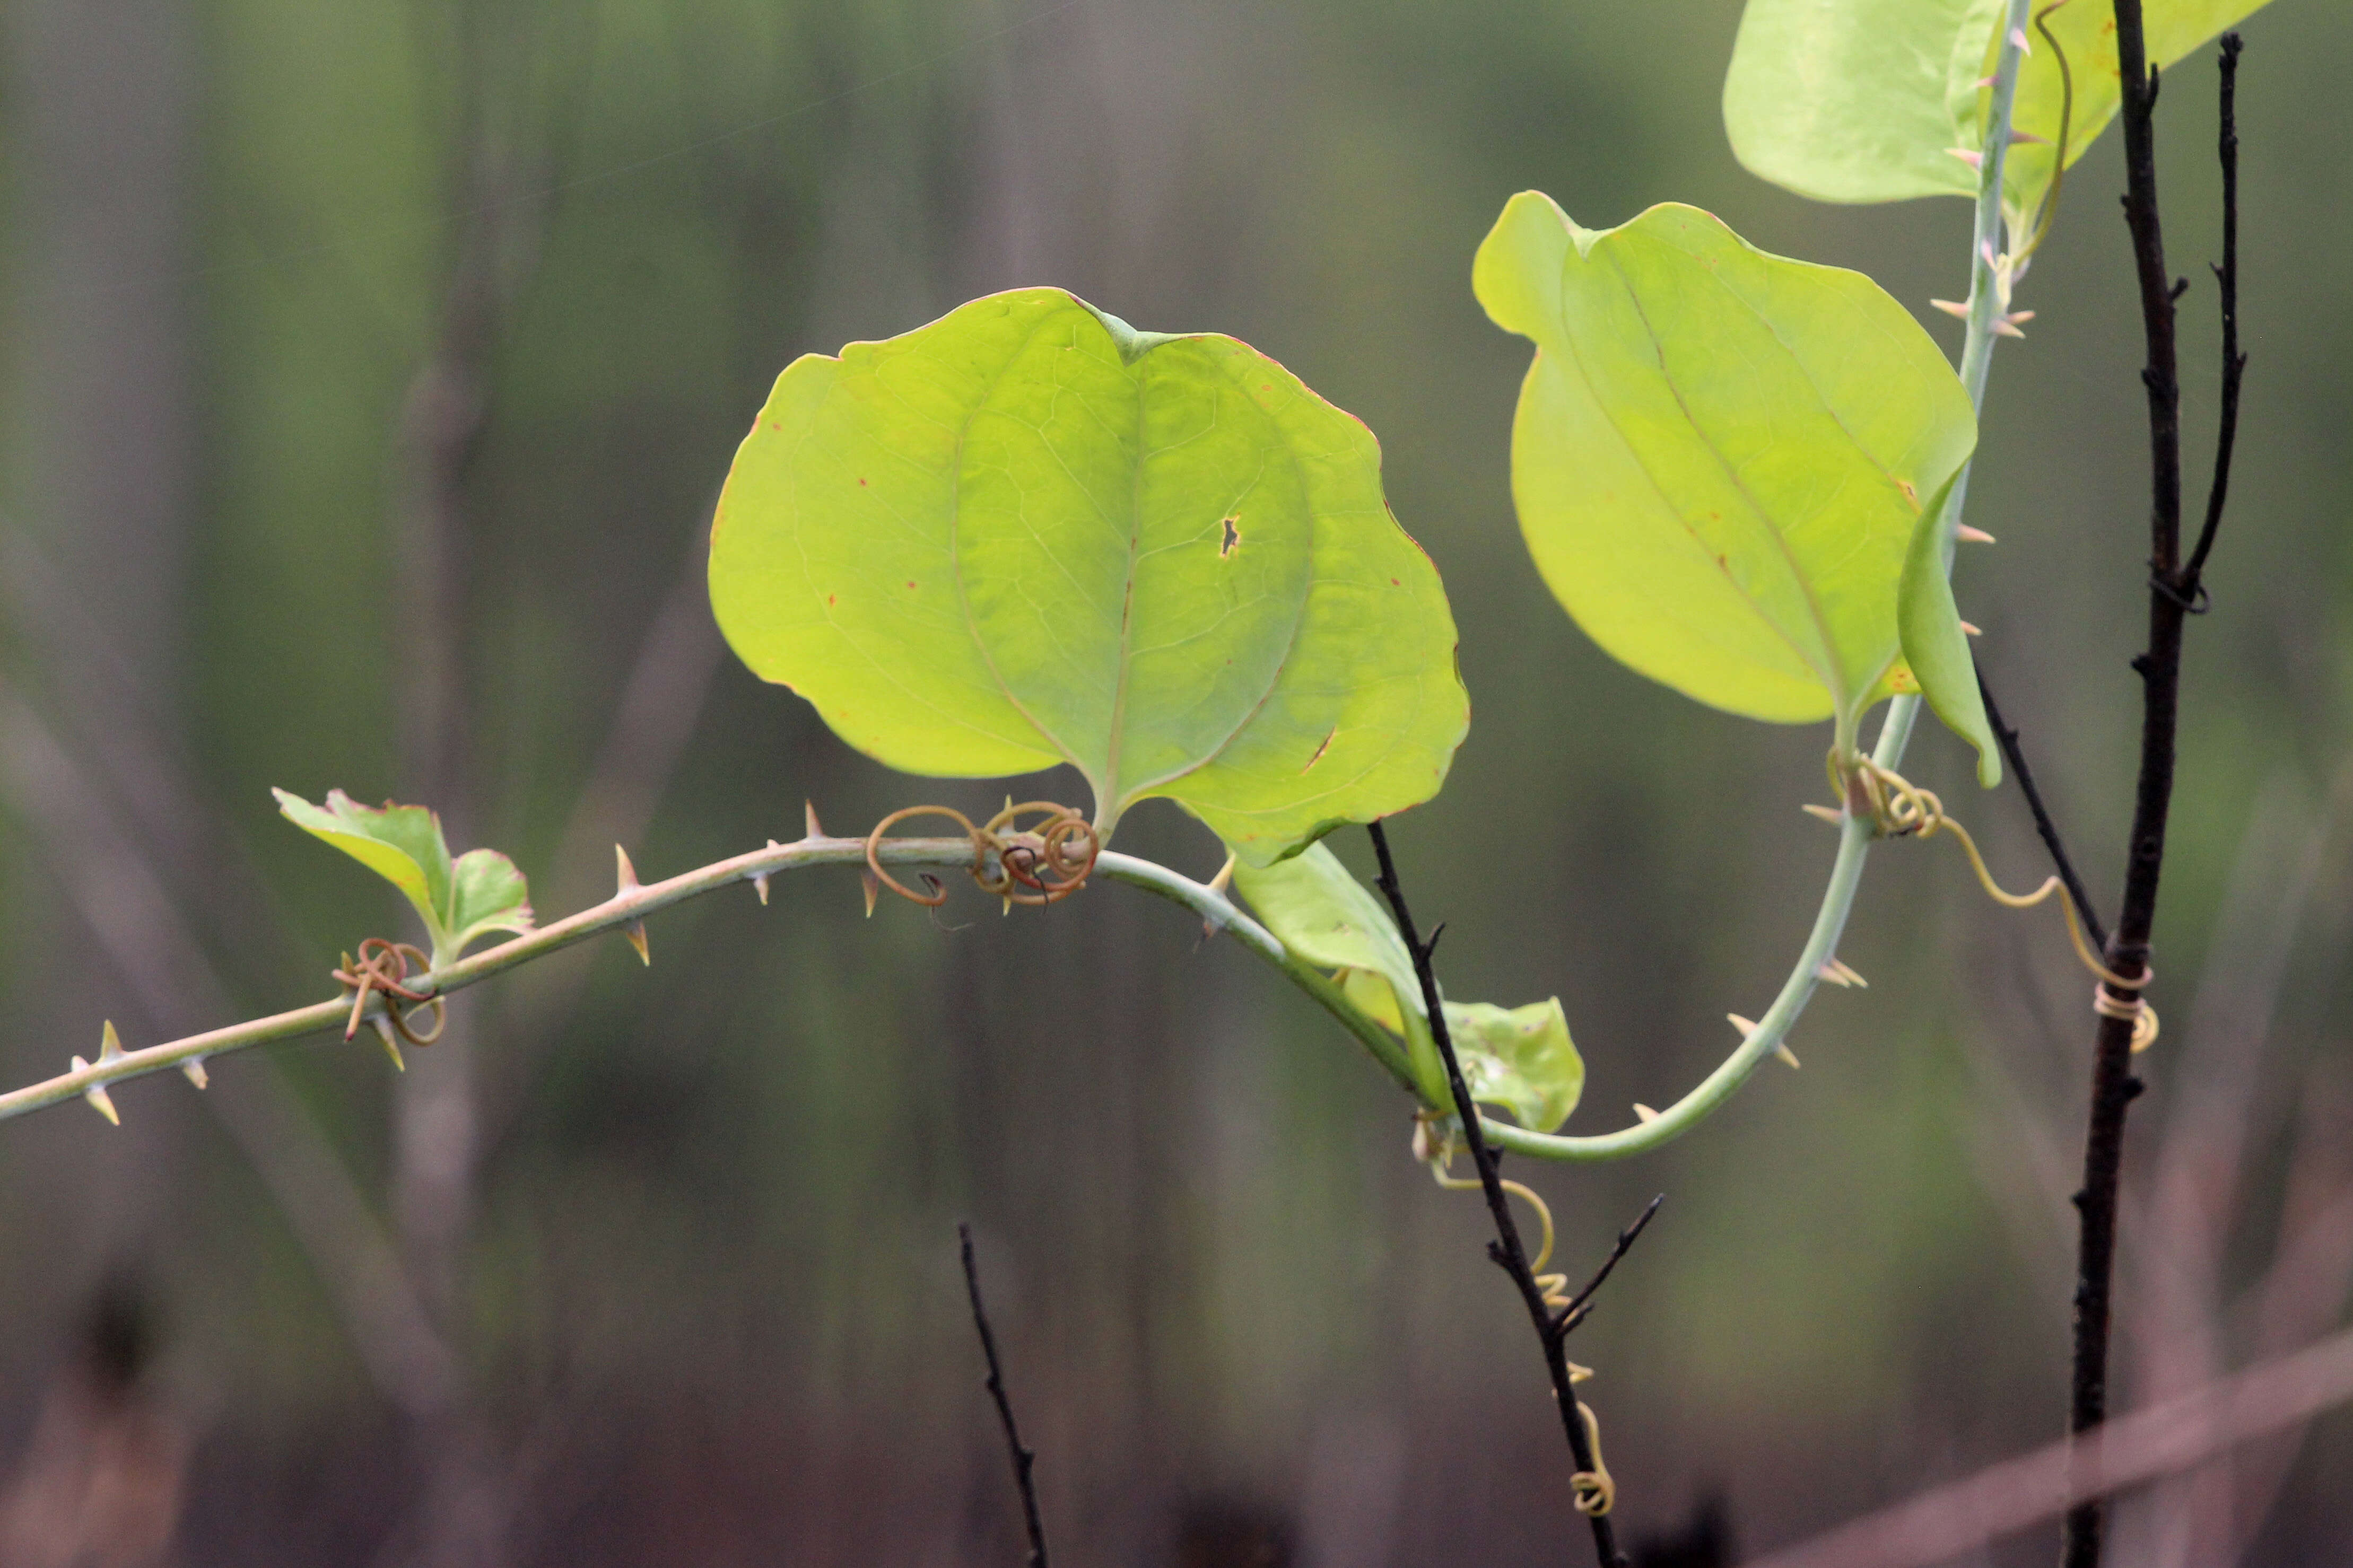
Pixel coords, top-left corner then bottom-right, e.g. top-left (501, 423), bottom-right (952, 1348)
top-left (1480, 0), bottom-right (2033, 1162)
top-left (0, 834), bottom-right (1418, 1126)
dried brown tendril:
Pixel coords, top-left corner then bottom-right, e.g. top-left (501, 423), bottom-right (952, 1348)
top-left (1849, 756), bottom-right (2158, 1053)
top-left (332, 938), bottom-right (446, 1046)
top-left (862, 800), bottom-right (1100, 910)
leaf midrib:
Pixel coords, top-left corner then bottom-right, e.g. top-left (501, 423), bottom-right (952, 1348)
top-left (946, 307), bottom-right (1094, 791)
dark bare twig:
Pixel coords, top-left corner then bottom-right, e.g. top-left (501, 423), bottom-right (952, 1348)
top-left (1555, 1195), bottom-right (1666, 1338)
top-left (1973, 659), bottom-right (2110, 954)
top-left (959, 1223), bottom-right (1049, 1568)
top-left (2184, 34), bottom-right (2245, 586)
top-left (1366, 820), bottom-right (1631, 1568)
top-left (2061, 24), bottom-right (2247, 1568)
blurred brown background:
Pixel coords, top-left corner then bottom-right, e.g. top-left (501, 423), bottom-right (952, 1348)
top-left (2, 1), bottom-right (2349, 1564)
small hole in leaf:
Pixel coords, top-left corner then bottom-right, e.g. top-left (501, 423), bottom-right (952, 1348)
top-left (1219, 516), bottom-right (1240, 557)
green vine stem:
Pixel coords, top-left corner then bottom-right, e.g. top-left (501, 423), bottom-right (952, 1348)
top-left (0, 830), bottom-right (1419, 1126)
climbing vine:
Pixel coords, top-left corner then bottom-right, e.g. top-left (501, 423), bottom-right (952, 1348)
top-left (0, 2), bottom-right (2286, 1563)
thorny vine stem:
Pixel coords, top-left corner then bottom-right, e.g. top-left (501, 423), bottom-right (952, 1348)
top-left (960, 1223), bottom-right (1049, 1568)
top-left (1367, 820), bottom-right (1633, 1568)
top-left (2061, 24), bottom-right (2246, 1568)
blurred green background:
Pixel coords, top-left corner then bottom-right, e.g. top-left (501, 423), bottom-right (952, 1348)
top-left (2, 1), bottom-right (2349, 1564)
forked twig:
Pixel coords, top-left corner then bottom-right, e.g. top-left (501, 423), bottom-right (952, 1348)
top-left (2062, 24), bottom-right (2249, 1568)
top-left (1367, 820), bottom-right (1648, 1567)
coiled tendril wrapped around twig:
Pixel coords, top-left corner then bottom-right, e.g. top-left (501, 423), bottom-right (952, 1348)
top-left (332, 937), bottom-right (447, 1046)
top-left (863, 801), bottom-right (1100, 910)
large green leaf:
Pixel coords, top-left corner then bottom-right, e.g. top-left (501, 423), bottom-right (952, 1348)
top-left (1726, 0), bottom-right (2271, 221)
top-left (1724, 0), bottom-right (1994, 207)
top-left (275, 789), bottom-right (535, 960)
top-left (1234, 843), bottom-right (1586, 1132)
top-left (1474, 195), bottom-right (1979, 752)
top-left (707, 288), bottom-right (1469, 867)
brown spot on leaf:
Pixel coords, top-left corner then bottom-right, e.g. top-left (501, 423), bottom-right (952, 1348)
top-left (1219, 516), bottom-right (1240, 557)
top-left (906, 581), bottom-right (917, 590)
top-left (1896, 478), bottom-right (1919, 509)
top-left (1302, 726), bottom-right (1337, 772)
top-left (858, 477), bottom-right (868, 486)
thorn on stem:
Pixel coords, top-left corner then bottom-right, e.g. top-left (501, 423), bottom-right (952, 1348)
top-left (1632, 1103), bottom-right (1659, 1124)
top-left (1816, 957), bottom-right (1869, 988)
top-left (1776, 1044), bottom-right (1802, 1070)
top-left (1727, 1013), bottom-right (1759, 1039)
top-left (1930, 298), bottom-right (1972, 320)
top-left (69, 1056), bottom-right (119, 1126)
top-left (1957, 524), bottom-right (1998, 544)
top-left (623, 919), bottom-right (651, 966)
top-left (181, 1056), bottom-right (209, 1090)
top-left (804, 800), bottom-right (824, 840)
top-left (1802, 803), bottom-right (1844, 826)
top-left (862, 870), bottom-right (881, 918)
top-left (1945, 147), bottom-right (1984, 169)
top-left (371, 1016), bottom-right (405, 1072)
top-left (615, 844), bottom-right (640, 894)
top-left (1959, 620), bottom-right (1983, 636)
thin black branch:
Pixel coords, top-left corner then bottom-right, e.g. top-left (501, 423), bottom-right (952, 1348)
top-left (1973, 658), bottom-right (2111, 954)
top-left (2063, 23), bottom-right (2249, 1568)
top-left (1366, 821), bottom-right (1629, 1568)
top-left (960, 1223), bottom-right (1050, 1568)
top-left (1553, 1195), bottom-right (1665, 1339)
top-left (2184, 33), bottom-right (2245, 584)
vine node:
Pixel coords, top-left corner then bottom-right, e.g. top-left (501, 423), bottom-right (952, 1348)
top-left (332, 938), bottom-right (446, 1055)
top-left (862, 801), bottom-right (1100, 911)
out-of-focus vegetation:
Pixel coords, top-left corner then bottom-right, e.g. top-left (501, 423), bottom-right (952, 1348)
top-left (2, 1), bottom-right (2349, 1563)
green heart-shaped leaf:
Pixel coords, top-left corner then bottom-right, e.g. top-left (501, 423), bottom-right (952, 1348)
top-left (274, 789), bottom-right (535, 960)
top-left (1725, 0), bottom-right (2270, 223)
top-left (1234, 843), bottom-right (1586, 1131)
top-left (1474, 195), bottom-right (1979, 755)
top-left (707, 288), bottom-right (1469, 866)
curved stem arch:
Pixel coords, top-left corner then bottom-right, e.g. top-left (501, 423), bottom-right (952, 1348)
top-left (1480, 0), bottom-right (2033, 1161)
